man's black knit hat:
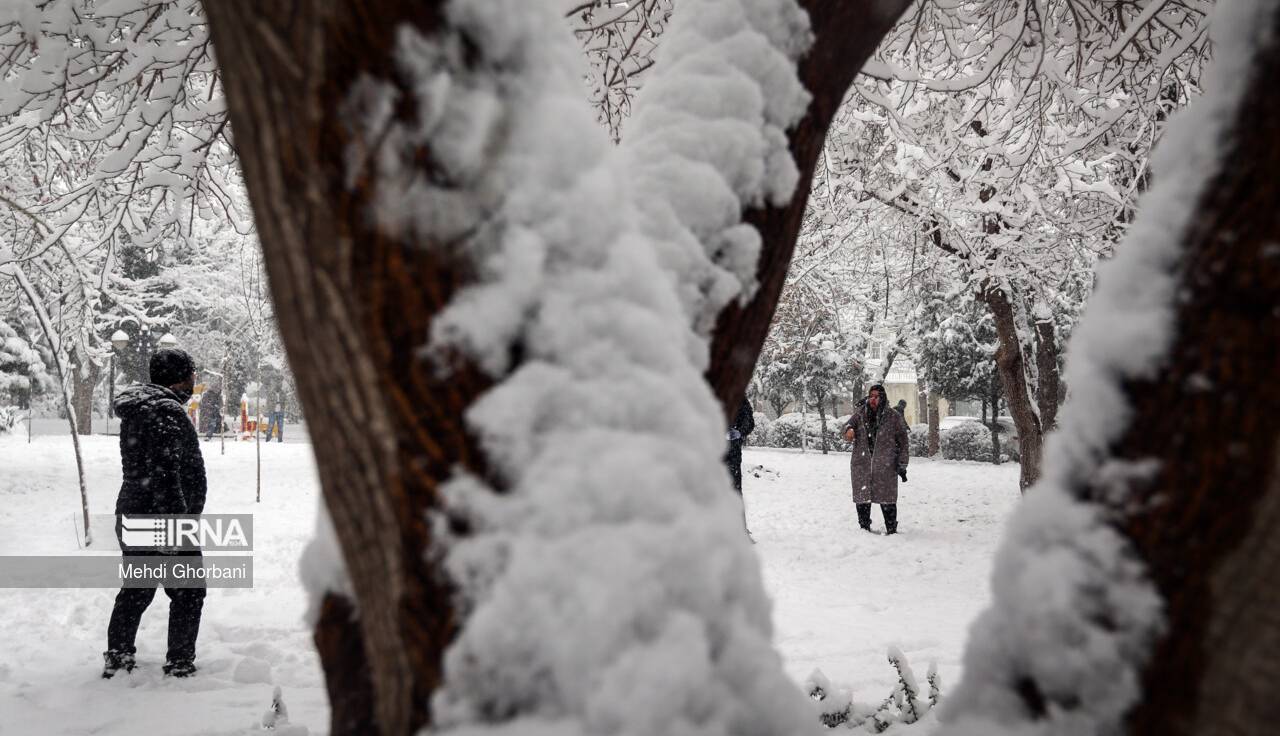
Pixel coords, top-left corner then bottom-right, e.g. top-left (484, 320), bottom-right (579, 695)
top-left (150, 348), bottom-right (196, 386)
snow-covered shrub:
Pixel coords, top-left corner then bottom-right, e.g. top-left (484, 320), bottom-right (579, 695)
top-left (941, 422), bottom-right (995, 462)
top-left (940, 421), bottom-right (1018, 463)
top-left (807, 648), bottom-right (942, 731)
top-left (769, 412), bottom-right (849, 450)
top-left (768, 412), bottom-right (815, 448)
top-left (909, 423), bottom-right (930, 457)
top-left (746, 412), bottom-right (772, 447)
top-left (832, 414), bottom-right (854, 453)
top-left (0, 406), bottom-right (20, 435)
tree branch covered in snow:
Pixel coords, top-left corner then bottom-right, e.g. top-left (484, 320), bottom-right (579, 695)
top-left (564, 0), bottom-right (673, 141)
top-left (0, 0), bottom-right (245, 252)
top-left (806, 650), bottom-right (943, 732)
top-left (795, 0), bottom-right (1211, 488)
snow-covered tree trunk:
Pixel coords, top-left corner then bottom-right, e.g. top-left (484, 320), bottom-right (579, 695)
top-left (940, 3), bottom-right (1280, 734)
top-left (204, 5), bottom-right (467, 732)
top-left (8, 267), bottom-right (93, 545)
top-left (69, 352), bottom-right (99, 436)
top-left (1113, 8), bottom-right (1280, 732)
top-left (1033, 311), bottom-right (1060, 434)
top-left (206, 1), bottom-right (909, 734)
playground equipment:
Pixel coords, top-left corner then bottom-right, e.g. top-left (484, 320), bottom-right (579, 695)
top-left (237, 392), bottom-right (277, 440)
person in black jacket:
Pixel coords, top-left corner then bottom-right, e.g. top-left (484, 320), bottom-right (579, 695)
top-left (103, 349), bottom-right (208, 679)
top-left (724, 397), bottom-right (755, 494)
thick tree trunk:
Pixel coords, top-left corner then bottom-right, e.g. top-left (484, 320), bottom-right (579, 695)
top-left (980, 282), bottom-right (1043, 490)
top-left (205, 3), bottom-right (476, 733)
top-left (1106, 14), bottom-right (1280, 734)
top-left (705, 0), bottom-right (912, 420)
top-left (206, 1), bottom-right (908, 734)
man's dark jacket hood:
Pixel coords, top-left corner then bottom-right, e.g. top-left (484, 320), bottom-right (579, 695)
top-left (114, 383), bottom-right (206, 516)
top-left (114, 383), bottom-right (180, 420)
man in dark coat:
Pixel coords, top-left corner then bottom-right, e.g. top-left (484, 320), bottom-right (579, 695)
top-left (103, 349), bottom-right (207, 679)
top-left (724, 397), bottom-right (755, 494)
top-left (894, 399), bottom-right (908, 418)
top-left (200, 381), bottom-right (222, 441)
top-left (843, 384), bottom-right (910, 534)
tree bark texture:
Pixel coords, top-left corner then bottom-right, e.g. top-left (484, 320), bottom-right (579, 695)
top-left (987, 372), bottom-right (1001, 465)
top-left (204, 3), bottom-right (484, 733)
top-left (1034, 314), bottom-right (1060, 434)
top-left (207, 1), bottom-right (909, 733)
top-left (70, 352), bottom-right (99, 436)
top-left (980, 282), bottom-right (1043, 491)
top-left (705, 0), bottom-right (912, 422)
top-left (1108, 13), bottom-right (1280, 735)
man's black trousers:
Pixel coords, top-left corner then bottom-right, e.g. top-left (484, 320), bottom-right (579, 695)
top-left (107, 524), bottom-right (205, 663)
top-left (725, 443), bottom-right (744, 494)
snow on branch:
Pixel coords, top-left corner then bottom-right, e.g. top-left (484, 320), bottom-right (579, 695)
top-left (806, 649), bottom-right (944, 732)
top-left (625, 0), bottom-right (813, 337)
top-left (565, 0), bottom-right (674, 141)
top-left (0, 0), bottom-right (244, 251)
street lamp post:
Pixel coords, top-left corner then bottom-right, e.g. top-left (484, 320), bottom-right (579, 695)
top-left (108, 330), bottom-right (130, 435)
top-left (158, 332), bottom-right (178, 350)
top-left (139, 325), bottom-right (150, 378)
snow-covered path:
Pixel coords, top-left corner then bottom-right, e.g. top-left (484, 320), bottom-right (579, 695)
top-left (743, 447), bottom-right (1021, 709)
top-left (0, 436), bottom-right (1020, 735)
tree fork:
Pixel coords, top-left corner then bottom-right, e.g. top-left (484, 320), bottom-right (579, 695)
top-left (204, 2), bottom-right (488, 733)
top-left (207, 0), bottom-right (910, 733)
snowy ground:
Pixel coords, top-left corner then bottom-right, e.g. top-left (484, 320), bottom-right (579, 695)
top-left (743, 447), bottom-right (1021, 715)
top-left (0, 435), bottom-right (1020, 735)
top-left (0, 434), bottom-right (328, 736)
